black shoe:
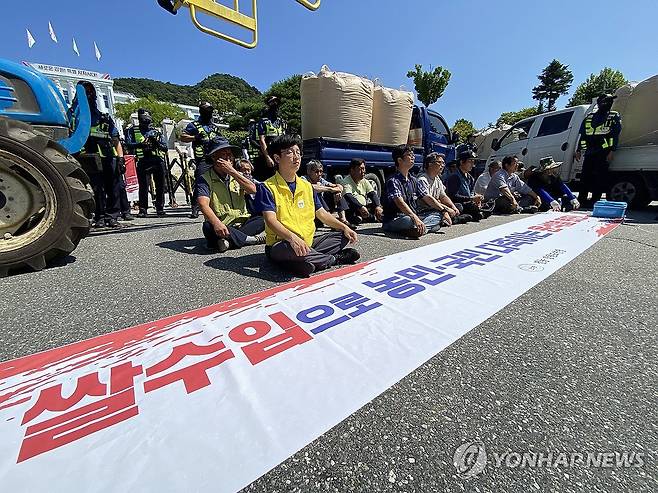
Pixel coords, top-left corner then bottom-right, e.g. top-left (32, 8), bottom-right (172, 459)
top-left (92, 218), bottom-right (105, 228)
top-left (285, 261), bottom-right (316, 278)
top-left (350, 215), bottom-right (363, 226)
top-left (106, 218), bottom-right (120, 228)
top-left (156, 210), bottom-right (167, 217)
top-left (137, 211), bottom-right (148, 218)
top-left (333, 248), bottom-right (361, 265)
top-left (120, 213), bottom-right (135, 221)
top-left (189, 211), bottom-right (199, 219)
top-left (401, 228), bottom-right (423, 239)
top-left (453, 214), bottom-right (473, 224)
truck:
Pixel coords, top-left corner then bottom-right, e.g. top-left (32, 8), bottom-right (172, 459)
top-left (302, 105), bottom-right (457, 195)
top-left (486, 104), bottom-right (658, 207)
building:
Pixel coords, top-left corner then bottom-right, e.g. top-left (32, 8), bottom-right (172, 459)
top-left (24, 60), bottom-right (202, 122)
top-left (22, 61), bottom-right (116, 114)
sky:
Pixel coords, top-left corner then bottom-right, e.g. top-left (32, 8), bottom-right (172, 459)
top-left (2, 0), bottom-right (657, 128)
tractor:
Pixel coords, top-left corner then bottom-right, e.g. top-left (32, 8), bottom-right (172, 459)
top-left (0, 58), bottom-right (94, 277)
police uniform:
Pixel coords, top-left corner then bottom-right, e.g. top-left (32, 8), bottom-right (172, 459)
top-left (254, 116), bottom-right (287, 181)
top-left (184, 119), bottom-right (224, 216)
top-left (577, 109), bottom-right (622, 204)
top-left (81, 110), bottom-right (123, 225)
top-left (126, 124), bottom-right (167, 215)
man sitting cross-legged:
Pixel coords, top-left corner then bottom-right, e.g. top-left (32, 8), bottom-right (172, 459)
top-left (252, 135), bottom-right (360, 278)
top-left (197, 137), bottom-right (265, 252)
top-left (341, 158), bottom-right (383, 225)
top-left (382, 145), bottom-right (444, 238)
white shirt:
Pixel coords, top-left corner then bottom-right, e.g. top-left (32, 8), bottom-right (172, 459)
top-left (474, 171), bottom-right (492, 196)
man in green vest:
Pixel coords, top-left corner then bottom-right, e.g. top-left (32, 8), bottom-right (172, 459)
top-left (576, 94), bottom-right (622, 205)
top-left (197, 137), bottom-right (265, 253)
top-left (252, 135), bottom-right (359, 278)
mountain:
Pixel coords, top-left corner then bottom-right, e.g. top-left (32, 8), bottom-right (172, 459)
top-left (114, 73), bottom-right (261, 106)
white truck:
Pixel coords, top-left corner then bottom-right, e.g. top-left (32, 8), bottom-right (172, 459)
top-left (486, 104), bottom-right (658, 207)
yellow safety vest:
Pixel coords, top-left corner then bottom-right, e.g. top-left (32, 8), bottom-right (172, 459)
top-left (581, 111), bottom-right (619, 151)
top-left (202, 169), bottom-right (250, 226)
top-left (131, 127), bottom-right (165, 161)
top-left (263, 173), bottom-right (316, 247)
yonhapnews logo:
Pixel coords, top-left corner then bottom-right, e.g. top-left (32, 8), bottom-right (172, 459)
top-left (453, 441), bottom-right (645, 479)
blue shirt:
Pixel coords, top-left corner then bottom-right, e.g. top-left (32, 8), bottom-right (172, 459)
top-left (383, 171), bottom-right (429, 222)
top-left (446, 170), bottom-right (476, 203)
top-left (252, 180), bottom-right (323, 214)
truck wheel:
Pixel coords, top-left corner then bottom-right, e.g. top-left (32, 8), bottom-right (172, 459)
top-left (607, 175), bottom-right (650, 208)
top-left (365, 172), bottom-right (382, 199)
top-left (0, 117), bottom-right (94, 276)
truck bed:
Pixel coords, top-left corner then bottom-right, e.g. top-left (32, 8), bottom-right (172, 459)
top-left (303, 137), bottom-right (423, 174)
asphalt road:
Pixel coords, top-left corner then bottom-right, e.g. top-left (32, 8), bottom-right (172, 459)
top-left (2, 203), bottom-right (657, 492)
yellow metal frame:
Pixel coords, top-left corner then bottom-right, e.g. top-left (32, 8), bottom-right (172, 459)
top-left (171, 0), bottom-right (321, 47)
top-left (295, 0), bottom-right (321, 10)
top-left (175, 0), bottom-right (258, 48)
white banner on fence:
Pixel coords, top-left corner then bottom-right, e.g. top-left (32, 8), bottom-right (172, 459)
top-left (0, 212), bottom-right (620, 492)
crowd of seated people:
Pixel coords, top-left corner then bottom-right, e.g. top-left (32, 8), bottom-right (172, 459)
top-left (198, 134), bottom-right (574, 277)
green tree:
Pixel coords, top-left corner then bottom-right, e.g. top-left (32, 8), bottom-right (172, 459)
top-left (568, 68), bottom-right (628, 107)
top-left (227, 99), bottom-right (264, 132)
top-left (264, 74), bottom-right (303, 134)
top-left (451, 119), bottom-right (476, 143)
top-left (496, 107), bottom-right (542, 127)
top-left (115, 96), bottom-right (187, 126)
top-left (114, 73), bottom-right (260, 106)
top-left (406, 64), bottom-right (451, 107)
top-left (532, 59), bottom-right (574, 112)
top-left (198, 88), bottom-right (239, 117)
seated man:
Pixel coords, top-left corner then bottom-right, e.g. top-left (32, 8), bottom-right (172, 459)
top-left (524, 156), bottom-right (580, 212)
top-left (445, 150), bottom-right (490, 221)
top-left (302, 159), bottom-right (350, 225)
top-left (236, 158), bottom-right (258, 216)
top-left (382, 145), bottom-right (444, 238)
top-left (253, 135), bottom-right (359, 278)
top-left (417, 152), bottom-right (472, 225)
top-left (197, 137), bottom-right (265, 252)
top-left (341, 158), bottom-right (383, 224)
top-left (474, 160), bottom-right (501, 195)
top-left (484, 155), bottom-right (541, 214)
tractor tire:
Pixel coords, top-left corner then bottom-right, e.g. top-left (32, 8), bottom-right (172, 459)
top-left (0, 117), bottom-right (94, 276)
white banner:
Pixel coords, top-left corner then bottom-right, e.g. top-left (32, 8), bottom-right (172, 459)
top-left (0, 212), bottom-right (620, 492)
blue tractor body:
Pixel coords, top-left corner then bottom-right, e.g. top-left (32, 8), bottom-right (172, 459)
top-left (0, 57), bottom-right (95, 276)
top-left (0, 58), bottom-right (91, 154)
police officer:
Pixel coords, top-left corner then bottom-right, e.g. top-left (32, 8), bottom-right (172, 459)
top-left (576, 94), bottom-right (622, 205)
top-left (254, 96), bottom-right (287, 181)
top-left (180, 102), bottom-right (224, 218)
top-left (125, 109), bottom-right (168, 217)
top-left (76, 81), bottom-right (125, 228)
top-left (242, 118), bottom-right (259, 163)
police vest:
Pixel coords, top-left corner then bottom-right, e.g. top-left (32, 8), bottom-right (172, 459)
top-left (87, 115), bottom-right (116, 158)
top-left (202, 169), bottom-right (250, 226)
top-left (263, 173), bottom-right (315, 247)
top-left (192, 121), bottom-right (221, 162)
top-left (131, 127), bottom-right (165, 161)
top-left (580, 111), bottom-right (619, 153)
top-left (259, 117), bottom-right (286, 143)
